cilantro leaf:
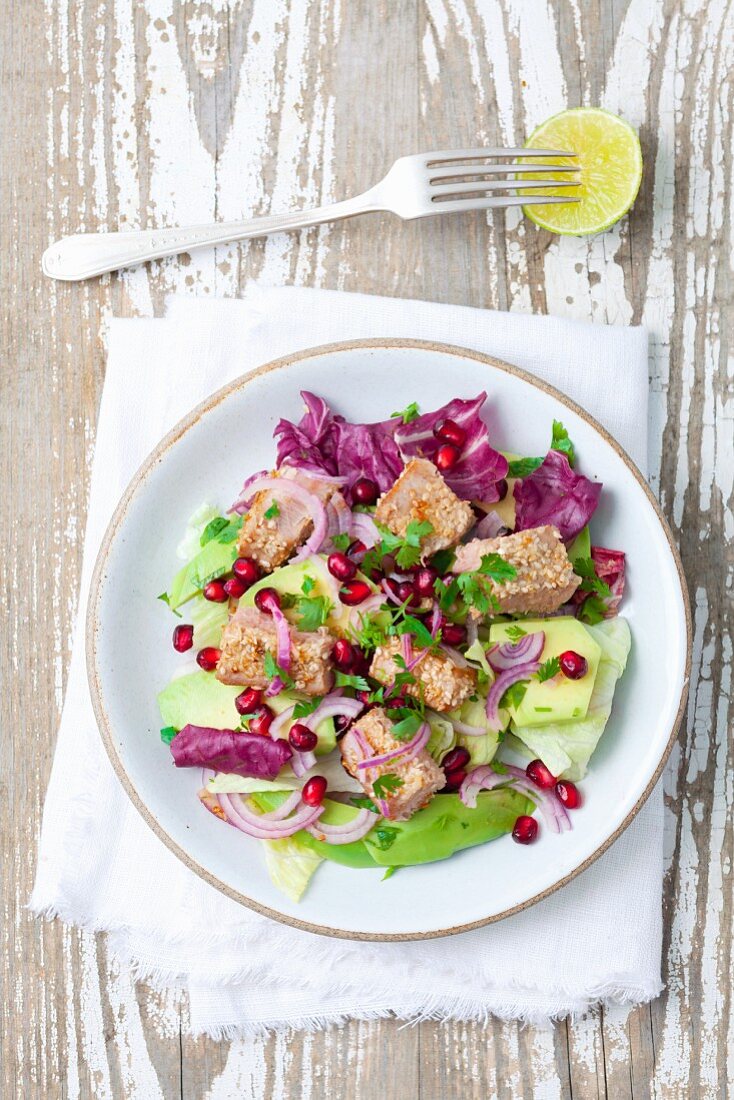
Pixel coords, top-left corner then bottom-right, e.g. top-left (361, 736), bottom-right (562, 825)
top-left (501, 680), bottom-right (529, 710)
top-left (390, 401), bottom-right (421, 424)
top-left (200, 516), bottom-right (229, 546)
top-left (370, 825), bottom-right (400, 850)
top-left (263, 651), bottom-right (294, 688)
top-left (293, 697), bottom-right (322, 719)
top-left (395, 520), bottom-right (434, 569)
top-left (430, 547), bottom-right (456, 574)
top-left (578, 594), bottom-right (608, 625)
top-left (350, 795), bottom-right (379, 814)
top-left (372, 773), bottom-right (404, 799)
top-left (160, 726), bottom-right (178, 745)
top-left (507, 456), bottom-right (543, 478)
top-left (536, 656), bottom-right (561, 683)
top-left (456, 572), bottom-right (499, 616)
top-left (574, 557), bottom-right (613, 598)
top-left (348, 612), bottom-right (389, 653)
top-left (335, 671), bottom-right (370, 692)
top-left (504, 624), bottom-right (527, 642)
top-left (157, 591), bottom-right (182, 618)
top-left (551, 419), bottom-right (575, 465)
top-left (390, 712), bottom-right (423, 742)
top-left (478, 553), bottom-right (517, 584)
top-left (330, 532), bottom-right (352, 552)
top-left (208, 515), bottom-right (244, 545)
top-left (295, 594), bottom-right (333, 631)
top-left (264, 500), bottom-right (280, 520)
top-left (301, 575), bottom-right (316, 595)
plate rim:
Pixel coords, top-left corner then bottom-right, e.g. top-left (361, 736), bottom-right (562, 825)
top-left (86, 337), bottom-right (692, 941)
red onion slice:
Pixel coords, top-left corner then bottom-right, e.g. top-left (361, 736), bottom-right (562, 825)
top-left (306, 808), bottom-right (377, 845)
top-left (429, 603), bottom-right (442, 638)
top-left (474, 510), bottom-right (508, 539)
top-left (270, 704), bottom-right (295, 740)
top-left (351, 512), bottom-right (380, 549)
top-left (488, 631), bottom-right (545, 671)
top-left (321, 492), bottom-right (353, 550)
top-left (502, 764), bottom-right (571, 833)
top-left (439, 643), bottom-right (470, 669)
top-left (485, 661), bottom-right (540, 731)
top-left (291, 750), bottom-right (317, 777)
top-left (356, 721), bottom-right (430, 770)
top-left (380, 579), bottom-right (404, 607)
top-left (217, 792), bottom-right (324, 839)
top-left (400, 633), bottom-right (413, 665)
top-left (228, 469), bottom-right (269, 513)
top-left (458, 765), bottom-right (508, 808)
top-left (440, 711), bottom-right (489, 737)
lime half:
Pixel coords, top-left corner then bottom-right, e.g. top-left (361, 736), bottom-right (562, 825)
top-left (521, 107), bottom-right (642, 236)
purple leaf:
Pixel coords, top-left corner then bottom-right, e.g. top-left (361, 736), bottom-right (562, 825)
top-left (514, 450), bottom-right (602, 542)
top-left (170, 724), bottom-right (293, 779)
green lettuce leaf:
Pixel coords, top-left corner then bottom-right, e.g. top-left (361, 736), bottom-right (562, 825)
top-left (509, 617), bottom-right (631, 780)
top-left (190, 591), bottom-right (230, 648)
top-left (176, 503), bottom-right (220, 562)
top-left (263, 835), bottom-right (325, 902)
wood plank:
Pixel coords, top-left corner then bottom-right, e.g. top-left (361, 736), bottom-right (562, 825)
top-left (2, 0), bottom-right (732, 1096)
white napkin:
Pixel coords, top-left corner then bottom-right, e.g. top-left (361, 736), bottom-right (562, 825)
top-left (32, 286), bottom-right (662, 1037)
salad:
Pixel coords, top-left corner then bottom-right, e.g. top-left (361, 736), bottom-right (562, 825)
top-left (158, 392), bottom-right (630, 902)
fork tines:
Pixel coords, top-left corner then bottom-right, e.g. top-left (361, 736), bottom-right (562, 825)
top-left (425, 148), bottom-right (581, 207)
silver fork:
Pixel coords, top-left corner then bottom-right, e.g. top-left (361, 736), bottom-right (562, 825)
top-left (42, 148), bottom-right (580, 282)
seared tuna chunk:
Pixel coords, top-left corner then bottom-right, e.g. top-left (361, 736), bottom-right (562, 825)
top-left (452, 524), bottom-right (580, 615)
top-left (216, 605), bottom-right (334, 696)
top-left (237, 468), bottom-right (339, 572)
top-left (374, 458), bottom-right (474, 557)
top-left (369, 637), bottom-right (477, 713)
top-left (340, 706), bottom-right (444, 821)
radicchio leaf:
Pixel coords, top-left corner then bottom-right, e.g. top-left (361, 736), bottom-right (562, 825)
top-left (513, 450), bottom-right (602, 542)
top-left (392, 393), bottom-right (508, 502)
top-left (170, 724), bottom-right (293, 779)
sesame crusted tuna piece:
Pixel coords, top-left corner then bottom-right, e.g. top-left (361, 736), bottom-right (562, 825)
top-left (340, 707), bottom-right (444, 821)
top-left (369, 637), bottom-right (477, 713)
top-left (452, 524), bottom-right (580, 615)
top-left (216, 605), bottom-right (334, 695)
top-left (374, 457), bottom-right (474, 556)
top-left (237, 468), bottom-right (338, 572)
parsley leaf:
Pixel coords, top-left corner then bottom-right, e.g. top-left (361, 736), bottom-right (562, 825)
top-left (350, 795), bottom-right (379, 814)
top-left (395, 520), bottom-right (434, 569)
top-left (390, 401), bottom-right (421, 424)
top-left (450, 554), bottom-right (517, 616)
top-left (574, 557), bottom-right (612, 598)
top-left (430, 547), bottom-right (456, 574)
top-left (208, 515), bottom-right (244, 545)
top-left (578, 594), bottom-right (608, 625)
top-left (370, 825), bottom-right (400, 850)
top-left (390, 712), bottom-right (423, 742)
top-left (200, 516), bottom-right (229, 546)
top-left (264, 500), bottom-right (280, 520)
top-left (507, 456), bottom-right (543, 478)
top-left (551, 419), bottom-right (575, 465)
top-left (293, 697), bottom-right (321, 719)
top-left (295, 594), bottom-right (333, 631)
top-left (478, 553), bottom-right (518, 584)
top-left (263, 651), bottom-right (294, 688)
top-left (536, 656), bottom-right (561, 683)
top-left (505, 624), bottom-right (527, 642)
top-left (330, 532), bottom-right (352, 552)
top-left (160, 726), bottom-right (178, 744)
top-left (301, 576), bottom-right (316, 595)
top-left (335, 671), bottom-right (370, 691)
top-left (373, 773), bottom-right (404, 799)
top-left (501, 680), bottom-right (529, 710)
top-left (157, 591), bottom-right (182, 618)
top-left (387, 614), bottom-right (436, 650)
top-left (348, 611), bottom-right (389, 653)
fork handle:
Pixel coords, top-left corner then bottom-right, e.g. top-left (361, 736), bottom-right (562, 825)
top-left (42, 189), bottom-right (383, 281)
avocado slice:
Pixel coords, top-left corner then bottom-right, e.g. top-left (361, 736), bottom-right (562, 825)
top-left (567, 526), bottom-right (591, 563)
top-left (489, 616), bottom-right (601, 727)
top-left (167, 539), bottom-right (238, 609)
top-left (157, 672), bottom-right (335, 754)
top-left (250, 788), bottom-right (531, 869)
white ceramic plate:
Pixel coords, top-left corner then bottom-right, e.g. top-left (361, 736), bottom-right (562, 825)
top-left (87, 340), bottom-right (690, 940)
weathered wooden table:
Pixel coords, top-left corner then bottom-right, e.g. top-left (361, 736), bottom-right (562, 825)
top-left (3, 1), bottom-right (731, 1096)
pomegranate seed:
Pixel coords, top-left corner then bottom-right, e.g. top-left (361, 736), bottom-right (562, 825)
top-left (496, 478), bottom-right (509, 502)
top-left (559, 650), bottom-right (588, 680)
top-left (196, 646), bottom-right (221, 671)
top-left (352, 477), bottom-right (379, 506)
top-left (172, 623), bottom-right (194, 653)
top-left (248, 704), bottom-right (274, 736)
top-left (232, 557), bottom-right (260, 586)
top-left (442, 768), bottom-right (466, 792)
top-left (235, 687), bottom-right (261, 715)
top-left (339, 579), bottom-right (372, 606)
top-left (203, 580), bottom-right (228, 603)
top-left (223, 576), bottom-right (247, 599)
top-left (254, 587), bottom-right (281, 614)
top-left (555, 780), bottom-right (582, 809)
top-left (351, 649), bottom-right (371, 676)
top-left (289, 723), bottom-right (319, 752)
top-left (328, 552), bottom-right (357, 582)
top-left (435, 443), bottom-right (460, 472)
top-left (302, 775), bottom-right (328, 806)
top-left (413, 567), bottom-right (438, 598)
top-left (396, 581), bottom-right (418, 606)
top-left (526, 759), bottom-right (557, 790)
top-left (332, 639), bottom-right (356, 670)
top-left (348, 539), bottom-right (366, 556)
top-left (441, 622), bottom-right (467, 646)
top-left (356, 689), bottom-right (372, 705)
top-left (434, 418), bottom-right (467, 448)
top-left (442, 746), bottom-right (470, 774)
top-left (512, 815), bottom-right (538, 844)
